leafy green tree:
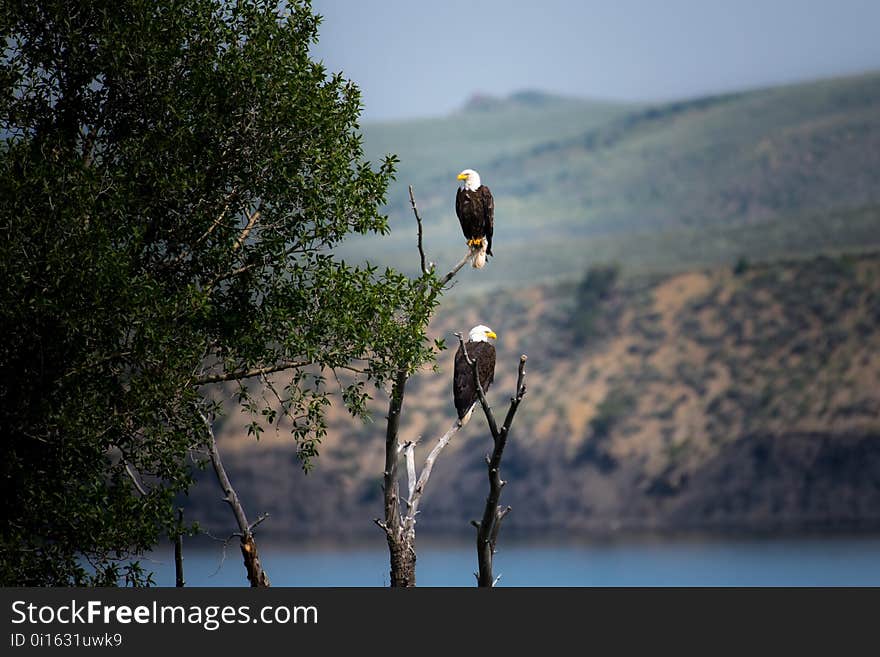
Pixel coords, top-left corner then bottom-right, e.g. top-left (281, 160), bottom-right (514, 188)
top-left (0, 0), bottom-right (428, 585)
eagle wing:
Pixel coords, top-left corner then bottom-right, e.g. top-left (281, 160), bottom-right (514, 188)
top-left (453, 345), bottom-right (474, 419)
top-left (455, 187), bottom-right (468, 238)
top-left (480, 185), bottom-right (494, 256)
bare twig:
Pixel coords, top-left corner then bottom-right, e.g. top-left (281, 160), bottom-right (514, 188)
top-left (409, 185), bottom-right (428, 275)
top-left (409, 183), bottom-right (471, 283)
top-left (248, 512), bottom-right (270, 533)
top-left (206, 531), bottom-right (236, 578)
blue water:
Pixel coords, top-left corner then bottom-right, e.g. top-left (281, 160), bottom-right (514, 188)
top-left (144, 536), bottom-right (880, 586)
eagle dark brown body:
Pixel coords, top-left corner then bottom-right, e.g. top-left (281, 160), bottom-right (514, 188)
top-left (453, 340), bottom-right (496, 419)
top-left (455, 185), bottom-right (494, 257)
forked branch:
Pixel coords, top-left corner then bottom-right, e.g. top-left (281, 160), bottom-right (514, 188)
top-left (456, 332), bottom-right (528, 588)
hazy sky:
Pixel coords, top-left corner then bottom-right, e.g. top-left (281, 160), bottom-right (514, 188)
top-left (311, 0), bottom-right (880, 122)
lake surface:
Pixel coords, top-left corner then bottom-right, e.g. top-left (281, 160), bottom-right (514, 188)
top-left (145, 535), bottom-right (880, 586)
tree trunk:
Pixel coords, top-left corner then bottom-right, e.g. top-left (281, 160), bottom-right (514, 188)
top-left (476, 459), bottom-right (505, 587)
top-left (240, 533), bottom-right (271, 587)
top-left (387, 533), bottom-right (416, 587)
top-left (174, 508), bottom-right (185, 587)
top-left (382, 370), bottom-right (416, 587)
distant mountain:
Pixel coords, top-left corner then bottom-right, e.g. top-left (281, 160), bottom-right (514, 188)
top-left (459, 90), bottom-right (585, 113)
top-left (347, 71), bottom-right (880, 288)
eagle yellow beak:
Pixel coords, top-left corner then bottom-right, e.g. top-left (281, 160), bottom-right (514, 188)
top-left (457, 173), bottom-right (468, 180)
top-left (486, 331), bottom-right (497, 340)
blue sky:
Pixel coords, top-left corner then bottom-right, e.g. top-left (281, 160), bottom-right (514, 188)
top-left (311, 0), bottom-right (880, 121)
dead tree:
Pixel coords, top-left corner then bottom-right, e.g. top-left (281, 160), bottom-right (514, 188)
top-left (375, 186), bottom-right (471, 587)
top-left (458, 333), bottom-right (528, 587)
top-left (200, 410), bottom-right (271, 587)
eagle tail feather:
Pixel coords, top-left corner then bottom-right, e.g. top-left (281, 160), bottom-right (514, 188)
top-left (471, 239), bottom-right (488, 269)
top-left (459, 402), bottom-right (477, 426)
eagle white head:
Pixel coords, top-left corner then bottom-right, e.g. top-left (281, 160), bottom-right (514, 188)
top-left (456, 168), bottom-right (481, 191)
top-left (468, 324), bottom-right (497, 342)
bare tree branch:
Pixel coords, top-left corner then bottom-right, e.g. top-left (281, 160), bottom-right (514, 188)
top-left (409, 185), bottom-right (428, 275)
top-left (122, 460), bottom-right (149, 497)
top-left (410, 183), bottom-right (471, 283)
top-left (490, 505), bottom-right (512, 551)
top-left (439, 251), bottom-right (472, 287)
top-left (503, 356), bottom-right (529, 435)
top-left (232, 208), bottom-right (261, 252)
top-left (407, 419), bottom-right (464, 522)
top-left (202, 410), bottom-right (249, 535)
top-left (167, 188), bottom-right (240, 268)
top-left (196, 202), bottom-right (232, 247)
top-left (400, 440), bottom-right (417, 505)
top-left (200, 409), bottom-right (271, 587)
top-left (195, 360), bottom-right (308, 386)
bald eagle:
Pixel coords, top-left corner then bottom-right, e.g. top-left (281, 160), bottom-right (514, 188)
top-left (453, 324), bottom-right (497, 423)
top-left (456, 169), bottom-right (494, 269)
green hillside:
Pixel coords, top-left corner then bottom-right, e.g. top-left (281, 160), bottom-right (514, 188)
top-left (362, 90), bottom-right (635, 204)
top-left (345, 72), bottom-right (880, 289)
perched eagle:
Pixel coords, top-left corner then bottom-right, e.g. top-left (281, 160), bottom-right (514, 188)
top-left (453, 324), bottom-right (497, 423)
top-left (455, 169), bottom-right (494, 269)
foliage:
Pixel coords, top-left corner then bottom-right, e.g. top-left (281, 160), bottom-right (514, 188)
top-left (0, 0), bottom-right (431, 585)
